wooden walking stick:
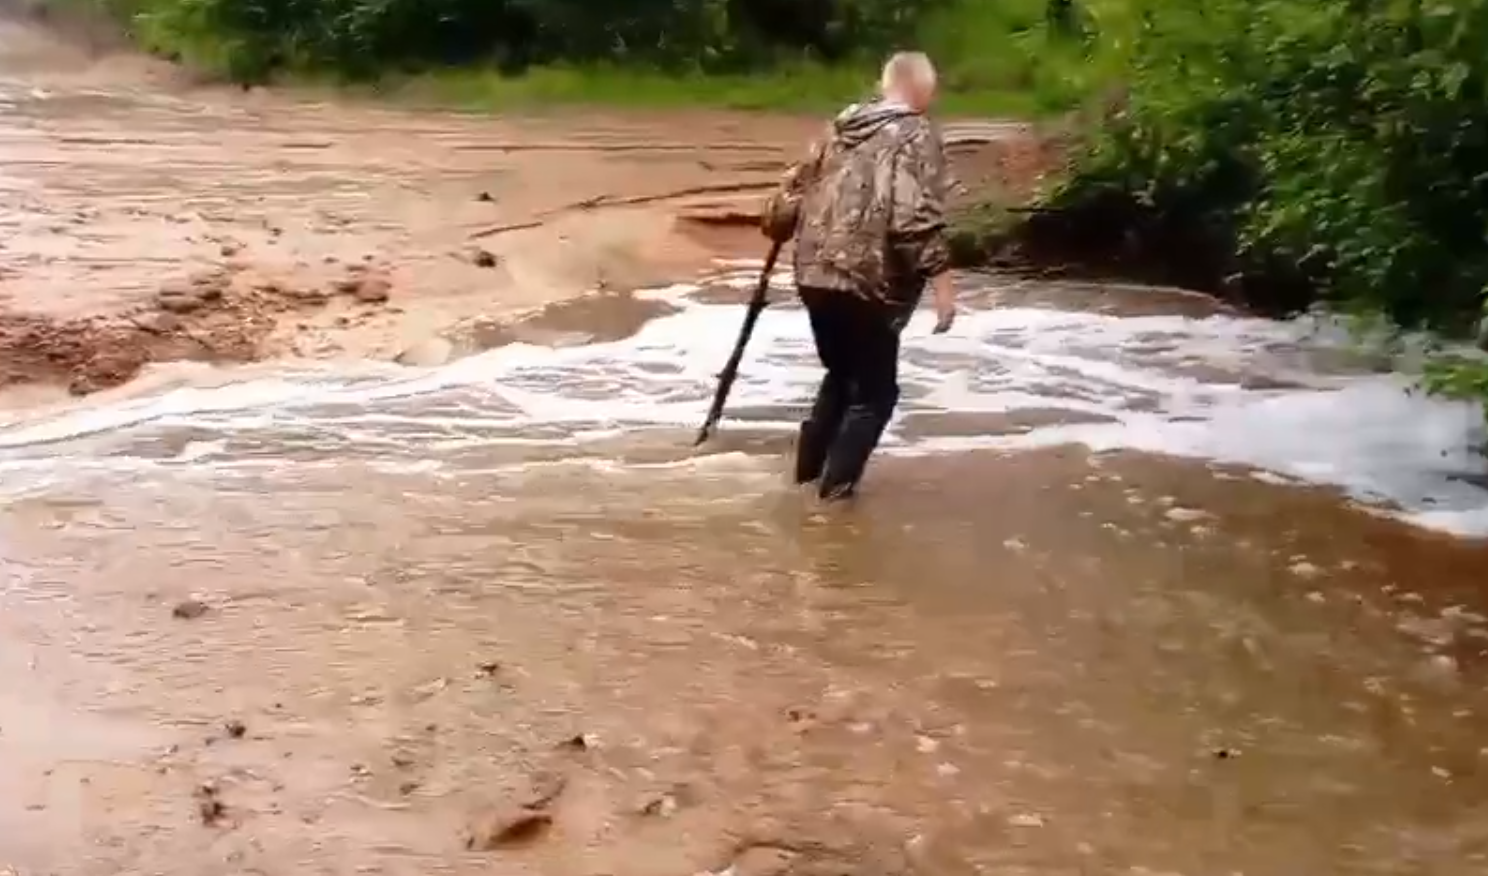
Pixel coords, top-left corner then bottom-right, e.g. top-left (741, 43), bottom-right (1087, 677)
top-left (694, 241), bottom-right (783, 445)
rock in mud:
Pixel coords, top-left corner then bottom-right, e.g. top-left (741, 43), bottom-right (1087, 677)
top-left (134, 312), bottom-right (183, 335)
top-left (394, 336), bottom-right (454, 367)
top-left (190, 269), bottom-right (230, 296)
top-left (468, 247), bottom-right (499, 268)
top-left (729, 846), bottom-right (799, 876)
top-left (464, 808), bottom-right (553, 850)
top-left (463, 765), bottom-right (568, 849)
top-left (69, 345), bottom-right (149, 396)
top-left (557, 733), bottom-right (593, 752)
top-left (154, 273), bottom-right (225, 313)
top-left (224, 719), bottom-right (247, 739)
top-left (171, 599), bottom-right (210, 620)
top-left (333, 273), bottom-right (392, 304)
top-left (156, 290), bottom-right (204, 314)
top-left (286, 287), bottom-right (330, 306)
top-left (636, 791), bottom-right (680, 818)
top-left (715, 834), bottom-right (898, 876)
top-left (194, 782), bottom-right (226, 826)
top-left (523, 770), bottom-right (568, 810)
top-left (354, 277), bottom-right (392, 304)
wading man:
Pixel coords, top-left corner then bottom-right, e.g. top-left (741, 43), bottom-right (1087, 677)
top-left (763, 51), bottom-right (956, 500)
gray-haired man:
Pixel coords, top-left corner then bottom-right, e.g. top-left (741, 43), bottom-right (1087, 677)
top-left (765, 51), bottom-right (957, 500)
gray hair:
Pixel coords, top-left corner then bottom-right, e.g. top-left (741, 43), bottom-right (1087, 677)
top-left (880, 51), bottom-right (937, 95)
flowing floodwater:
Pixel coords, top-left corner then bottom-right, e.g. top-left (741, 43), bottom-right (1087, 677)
top-left (5, 265), bottom-right (1488, 874)
top-left (8, 17), bottom-right (1488, 875)
top-left (3, 266), bottom-right (1487, 529)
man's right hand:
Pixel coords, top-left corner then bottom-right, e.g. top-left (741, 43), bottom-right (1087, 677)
top-left (931, 272), bottom-right (956, 334)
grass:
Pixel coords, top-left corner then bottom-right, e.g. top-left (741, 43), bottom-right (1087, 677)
top-left (346, 63), bottom-right (1065, 118)
top-left (37, 0), bottom-right (1127, 118)
top-left (343, 0), bottom-right (1108, 118)
top-left (359, 0), bottom-right (1129, 118)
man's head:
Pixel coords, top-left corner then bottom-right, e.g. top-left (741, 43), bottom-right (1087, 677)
top-left (879, 51), bottom-right (938, 112)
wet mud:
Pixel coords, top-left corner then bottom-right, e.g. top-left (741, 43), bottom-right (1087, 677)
top-left (0, 15), bottom-right (1053, 400)
top-left (0, 261), bottom-right (401, 395)
top-left (4, 447), bottom-right (1488, 875)
top-left (0, 15), bottom-right (820, 397)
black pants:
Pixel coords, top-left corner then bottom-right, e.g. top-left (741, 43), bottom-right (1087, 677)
top-left (795, 287), bottom-right (905, 499)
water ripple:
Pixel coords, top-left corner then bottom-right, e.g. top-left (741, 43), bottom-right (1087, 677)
top-left (1, 266), bottom-right (1485, 533)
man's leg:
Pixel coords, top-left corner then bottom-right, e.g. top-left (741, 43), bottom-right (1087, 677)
top-left (817, 300), bottom-right (901, 500)
top-left (795, 289), bottom-right (851, 484)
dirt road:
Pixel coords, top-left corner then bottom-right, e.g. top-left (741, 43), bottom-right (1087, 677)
top-left (0, 14), bottom-right (799, 399)
top-left (0, 14), bottom-right (1041, 405)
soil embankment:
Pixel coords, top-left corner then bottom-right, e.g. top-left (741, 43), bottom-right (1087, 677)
top-left (0, 13), bottom-right (784, 398)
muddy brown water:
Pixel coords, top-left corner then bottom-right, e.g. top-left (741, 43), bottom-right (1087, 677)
top-left (7, 17), bottom-right (1488, 876)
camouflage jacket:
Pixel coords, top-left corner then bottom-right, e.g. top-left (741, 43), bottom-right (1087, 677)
top-left (787, 100), bottom-right (952, 309)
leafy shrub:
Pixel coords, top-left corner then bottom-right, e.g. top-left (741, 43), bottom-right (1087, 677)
top-left (1051, 1), bottom-right (1488, 328)
top-left (113, 0), bottom-right (949, 80)
top-left (1044, 0), bottom-right (1488, 411)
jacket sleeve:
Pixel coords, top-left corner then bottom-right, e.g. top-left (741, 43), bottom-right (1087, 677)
top-left (887, 121), bottom-right (952, 280)
top-left (760, 127), bottom-right (831, 242)
top-left (784, 126), bottom-right (831, 191)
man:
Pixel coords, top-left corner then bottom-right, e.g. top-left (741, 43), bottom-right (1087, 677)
top-left (764, 51), bottom-right (956, 500)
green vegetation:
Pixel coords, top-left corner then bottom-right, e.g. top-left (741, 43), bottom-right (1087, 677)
top-left (1040, 0), bottom-right (1488, 414)
top-left (57, 0), bottom-right (1102, 114)
top-left (342, 63), bottom-right (1043, 117)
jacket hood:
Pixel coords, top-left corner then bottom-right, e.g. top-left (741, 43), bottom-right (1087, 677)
top-left (832, 98), bottom-right (919, 148)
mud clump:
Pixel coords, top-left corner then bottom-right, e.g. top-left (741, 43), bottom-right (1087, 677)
top-left (330, 266), bottom-right (393, 304)
top-left (0, 263), bottom-right (395, 397)
top-left (155, 270), bottom-right (230, 314)
top-left (171, 599), bottom-right (210, 620)
top-left (707, 836), bottom-right (907, 876)
top-left (465, 809), bottom-right (553, 850)
top-left (467, 247), bottom-right (499, 268)
top-left (194, 782), bottom-right (227, 826)
top-left (464, 770), bottom-right (568, 851)
top-left (351, 277), bottom-right (391, 304)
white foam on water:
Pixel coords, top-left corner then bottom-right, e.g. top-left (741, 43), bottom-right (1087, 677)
top-left (0, 267), bottom-right (1485, 535)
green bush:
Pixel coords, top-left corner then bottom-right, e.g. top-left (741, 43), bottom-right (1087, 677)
top-left (71, 0), bottom-right (1101, 115)
top-left (1044, 0), bottom-right (1488, 411)
top-left (107, 0), bottom-right (949, 81)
